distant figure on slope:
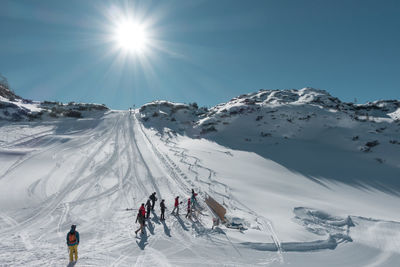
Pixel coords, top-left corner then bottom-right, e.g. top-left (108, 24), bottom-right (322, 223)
top-left (171, 196), bottom-right (181, 215)
top-left (66, 225), bottom-right (80, 263)
top-left (191, 189), bottom-right (198, 209)
top-left (145, 199), bottom-right (152, 219)
top-left (160, 199), bottom-right (166, 220)
top-left (135, 203), bottom-right (146, 235)
top-left (149, 192), bottom-right (157, 210)
top-left (185, 197), bottom-right (191, 219)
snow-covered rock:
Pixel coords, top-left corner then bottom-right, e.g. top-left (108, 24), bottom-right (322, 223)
top-left (139, 88), bottom-right (400, 170)
top-left (0, 84), bottom-right (109, 121)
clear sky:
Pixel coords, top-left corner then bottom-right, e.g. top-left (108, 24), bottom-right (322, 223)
top-left (1, 0), bottom-right (399, 109)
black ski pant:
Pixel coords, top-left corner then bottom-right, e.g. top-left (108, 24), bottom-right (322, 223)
top-left (146, 208), bottom-right (151, 219)
top-left (160, 209), bottom-right (165, 220)
top-left (185, 208), bottom-right (191, 218)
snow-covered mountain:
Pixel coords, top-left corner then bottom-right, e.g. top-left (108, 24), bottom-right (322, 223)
top-left (1, 87), bottom-right (399, 266)
top-left (139, 88), bottom-right (400, 138)
top-left (0, 83), bottom-right (108, 121)
top-left (140, 87), bottom-right (400, 122)
top-left (140, 88), bottom-right (400, 191)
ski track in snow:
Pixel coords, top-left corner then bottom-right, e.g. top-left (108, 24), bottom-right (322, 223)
top-left (138, 122), bottom-right (284, 263)
top-left (133, 114), bottom-right (280, 264)
top-left (0, 112), bottom-right (280, 266)
top-left (1, 111), bottom-right (399, 266)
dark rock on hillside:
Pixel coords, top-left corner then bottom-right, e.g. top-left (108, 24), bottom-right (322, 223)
top-left (0, 76), bottom-right (20, 100)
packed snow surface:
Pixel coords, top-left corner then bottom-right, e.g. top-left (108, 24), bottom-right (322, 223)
top-left (0, 88), bottom-right (400, 266)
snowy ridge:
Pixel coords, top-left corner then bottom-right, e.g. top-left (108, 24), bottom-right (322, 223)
top-left (139, 88), bottom-right (400, 135)
top-left (140, 88), bottom-right (400, 188)
top-left (0, 84), bottom-right (109, 121)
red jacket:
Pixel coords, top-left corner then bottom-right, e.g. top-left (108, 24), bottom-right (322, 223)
top-left (174, 198), bottom-right (179, 207)
top-left (139, 205), bottom-right (146, 217)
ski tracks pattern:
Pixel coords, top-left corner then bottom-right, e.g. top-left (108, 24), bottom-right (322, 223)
top-left (135, 115), bottom-right (284, 263)
top-left (0, 111), bottom-right (281, 266)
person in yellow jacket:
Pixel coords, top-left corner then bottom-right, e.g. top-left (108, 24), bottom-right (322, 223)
top-left (66, 225), bottom-right (80, 263)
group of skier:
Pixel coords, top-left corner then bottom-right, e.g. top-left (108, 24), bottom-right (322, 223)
top-left (134, 189), bottom-right (199, 235)
top-left (65, 189), bottom-right (200, 263)
top-left (135, 192), bottom-right (157, 235)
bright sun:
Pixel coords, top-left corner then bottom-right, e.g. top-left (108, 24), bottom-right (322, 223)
top-left (114, 20), bottom-right (148, 53)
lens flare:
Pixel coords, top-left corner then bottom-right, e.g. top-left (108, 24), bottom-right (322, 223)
top-left (114, 20), bottom-right (148, 53)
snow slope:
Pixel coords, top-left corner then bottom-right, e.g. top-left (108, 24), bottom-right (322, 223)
top-left (0, 111), bottom-right (284, 266)
top-left (0, 88), bottom-right (399, 266)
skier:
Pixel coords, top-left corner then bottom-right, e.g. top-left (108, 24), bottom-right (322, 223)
top-left (171, 196), bottom-right (181, 215)
top-left (145, 199), bottom-right (152, 219)
top-left (66, 225), bottom-right (79, 263)
top-left (135, 203), bottom-right (146, 235)
top-left (149, 192), bottom-right (157, 210)
top-left (191, 189), bottom-right (198, 210)
top-left (192, 191), bottom-right (197, 201)
top-left (160, 199), bottom-right (166, 220)
top-left (185, 197), bottom-right (191, 219)
top-left (139, 203), bottom-right (146, 220)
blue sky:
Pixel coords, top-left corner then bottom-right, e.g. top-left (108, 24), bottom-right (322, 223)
top-left (0, 0), bottom-right (399, 109)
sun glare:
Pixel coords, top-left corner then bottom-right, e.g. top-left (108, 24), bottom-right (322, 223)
top-left (114, 20), bottom-right (148, 53)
